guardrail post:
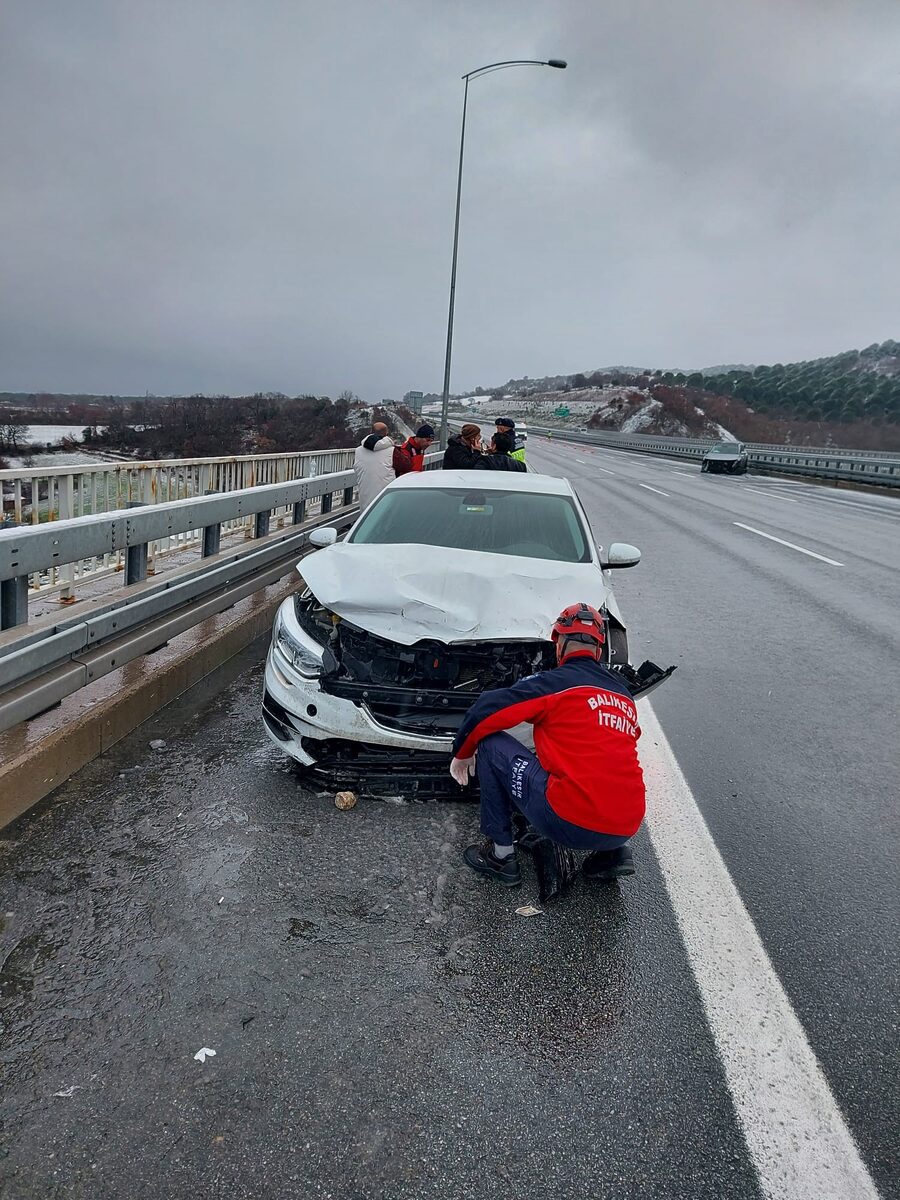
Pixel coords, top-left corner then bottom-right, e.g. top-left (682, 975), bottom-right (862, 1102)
top-left (0, 521), bottom-right (28, 629)
top-left (342, 485), bottom-right (355, 506)
top-left (254, 509), bottom-right (270, 538)
top-left (201, 490), bottom-right (221, 557)
top-left (125, 502), bottom-right (149, 585)
top-left (0, 574), bottom-right (28, 630)
top-left (320, 492), bottom-right (333, 515)
top-left (293, 498), bottom-right (306, 525)
top-left (58, 473), bottom-right (76, 604)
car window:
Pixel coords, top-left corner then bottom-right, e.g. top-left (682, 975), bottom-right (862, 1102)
top-left (349, 487), bottom-right (592, 563)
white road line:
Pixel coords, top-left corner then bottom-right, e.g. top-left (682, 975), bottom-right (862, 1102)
top-left (743, 486), bottom-right (798, 503)
top-left (638, 483), bottom-right (670, 497)
top-left (672, 471), bottom-right (696, 478)
top-left (575, 459), bottom-right (587, 464)
top-left (733, 522), bottom-right (844, 565)
top-left (641, 703), bottom-right (879, 1200)
top-left (594, 466), bottom-right (616, 475)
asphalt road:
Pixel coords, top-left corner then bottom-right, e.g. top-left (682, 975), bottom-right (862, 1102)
top-left (1, 443), bottom-right (897, 1199)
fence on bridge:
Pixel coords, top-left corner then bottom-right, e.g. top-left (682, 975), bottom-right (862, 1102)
top-left (0, 452), bottom-right (444, 729)
top-left (0, 448), bottom-right (354, 602)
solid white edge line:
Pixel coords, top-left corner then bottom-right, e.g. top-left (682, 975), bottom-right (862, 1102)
top-left (641, 703), bottom-right (879, 1200)
top-left (733, 522), bottom-right (844, 565)
top-left (743, 486), bottom-right (798, 503)
top-left (638, 483), bottom-right (670, 497)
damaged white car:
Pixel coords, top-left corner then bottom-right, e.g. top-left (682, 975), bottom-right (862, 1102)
top-left (262, 470), bottom-right (674, 795)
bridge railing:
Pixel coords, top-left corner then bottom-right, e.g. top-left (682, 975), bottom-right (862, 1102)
top-left (0, 451), bottom-right (444, 728)
top-left (0, 447), bottom-right (355, 601)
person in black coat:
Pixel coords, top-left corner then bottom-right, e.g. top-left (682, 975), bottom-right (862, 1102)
top-left (476, 431), bottom-right (527, 472)
top-left (442, 423), bottom-right (485, 469)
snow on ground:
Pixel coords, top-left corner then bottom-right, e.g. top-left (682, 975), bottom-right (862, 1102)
top-left (620, 400), bottom-right (662, 433)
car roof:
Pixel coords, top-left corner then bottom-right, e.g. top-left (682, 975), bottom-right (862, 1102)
top-left (388, 469), bottom-right (575, 496)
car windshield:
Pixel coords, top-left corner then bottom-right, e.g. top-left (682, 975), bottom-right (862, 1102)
top-left (712, 442), bottom-right (742, 452)
top-left (349, 487), bottom-right (591, 563)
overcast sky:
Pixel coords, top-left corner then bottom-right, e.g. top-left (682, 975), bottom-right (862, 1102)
top-left (2, 0), bottom-right (898, 399)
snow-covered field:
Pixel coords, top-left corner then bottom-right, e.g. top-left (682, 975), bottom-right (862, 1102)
top-left (23, 424), bottom-right (89, 444)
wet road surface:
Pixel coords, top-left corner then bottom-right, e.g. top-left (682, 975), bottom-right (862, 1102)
top-left (1, 440), bottom-right (897, 1199)
top-left (1, 644), bottom-right (760, 1200)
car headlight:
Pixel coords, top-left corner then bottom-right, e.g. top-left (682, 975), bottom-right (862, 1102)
top-left (273, 610), bottom-right (325, 678)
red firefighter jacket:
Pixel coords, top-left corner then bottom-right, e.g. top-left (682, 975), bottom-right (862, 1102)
top-left (452, 654), bottom-right (645, 836)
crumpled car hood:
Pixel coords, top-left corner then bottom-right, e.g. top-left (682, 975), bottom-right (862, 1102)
top-left (298, 542), bottom-right (612, 646)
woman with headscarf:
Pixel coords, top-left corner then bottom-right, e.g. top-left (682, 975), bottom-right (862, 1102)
top-left (442, 423), bottom-right (485, 469)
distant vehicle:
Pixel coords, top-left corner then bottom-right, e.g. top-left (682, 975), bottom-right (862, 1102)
top-left (701, 441), bottom-right (749, 475)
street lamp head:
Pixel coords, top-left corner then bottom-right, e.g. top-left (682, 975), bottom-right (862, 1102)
top-left (547, 59), bottom-right (568, 69)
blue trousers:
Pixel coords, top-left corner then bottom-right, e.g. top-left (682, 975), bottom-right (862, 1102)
top-left (476, 732), bottom-right (631, 851)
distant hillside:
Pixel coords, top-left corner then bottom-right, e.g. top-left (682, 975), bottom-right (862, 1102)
top-left (476, 341), bottom-right (900, 450)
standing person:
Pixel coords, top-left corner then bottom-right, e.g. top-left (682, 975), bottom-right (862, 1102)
top-left (475, 431), bottom-right (526, 472)
top-left (495, 416), bottom-right (525, 463)
top-left (449, 604), bottom-right (643, 887)
top-left (353, 422), bottom-right (395, 512)
top-left (442, 423), bottom-right (484, 469)
top-left (393, 425), bottom-right (435, 477)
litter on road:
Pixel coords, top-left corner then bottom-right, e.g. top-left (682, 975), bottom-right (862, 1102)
top-left (335, 790), bottom-right (358, 810)
top-left (193, 1047), bottom-right (216, 1063)
top-left (149, 739), bottom-right (167, 750)
top-left (515, 905), bottom-right (544, 917)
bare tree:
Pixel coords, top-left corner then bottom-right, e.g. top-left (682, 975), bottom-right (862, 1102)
top-left (0, 421), bottom-right (27, 452)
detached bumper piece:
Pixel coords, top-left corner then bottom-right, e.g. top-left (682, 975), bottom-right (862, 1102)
top-left (609, 659), bottom-right (677, 700)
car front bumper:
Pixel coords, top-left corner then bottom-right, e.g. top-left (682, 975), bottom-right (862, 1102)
top-left (262, 647), bottom-right (463, 794)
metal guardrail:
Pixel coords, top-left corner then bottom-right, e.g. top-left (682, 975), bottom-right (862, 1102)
top-left (0, 467), bottom-right (357, 629)
top-left (521, 425), bottom-right (900, 487)
top-left (0, 451), bottom-right (443, 729)
top-left (0, 447), bottom-right (355, 600)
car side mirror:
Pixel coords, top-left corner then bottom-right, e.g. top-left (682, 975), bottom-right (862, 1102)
top-left (309, 526), bottom-right (338, 548)
top-left (604, 542), bottom-right (641, 569)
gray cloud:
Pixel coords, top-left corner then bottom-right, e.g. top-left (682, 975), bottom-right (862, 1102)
top-left (1, 0), bottom-right (897, 398)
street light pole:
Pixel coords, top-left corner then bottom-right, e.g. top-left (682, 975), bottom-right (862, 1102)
top-left (438, 58), bottom-right (567, 448)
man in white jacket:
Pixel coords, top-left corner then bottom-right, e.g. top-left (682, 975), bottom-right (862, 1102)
top-left (353, 422), bottom-right (395, 512)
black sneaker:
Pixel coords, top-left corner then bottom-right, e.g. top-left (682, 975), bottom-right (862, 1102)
top-left (463, 840), bottom-right (522, 887)
top-left (582, 843), bottom-right (635, 881)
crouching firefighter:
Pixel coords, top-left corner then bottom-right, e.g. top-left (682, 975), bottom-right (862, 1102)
top-left (449, 604), bottom-right (645, 887)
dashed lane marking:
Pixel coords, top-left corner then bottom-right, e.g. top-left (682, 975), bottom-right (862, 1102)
top-left (641, 703), bottom-right (879, 1200)
top-left (733, 522), bottom-right (844, 566)
top-left (638, 483), bottom-right (670, 497)
top-left (743, 486), bottom-right (798, 503)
